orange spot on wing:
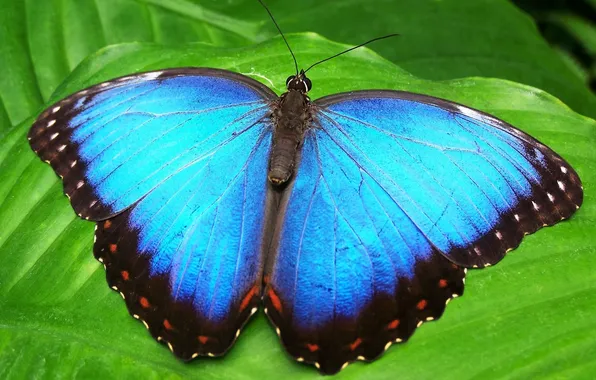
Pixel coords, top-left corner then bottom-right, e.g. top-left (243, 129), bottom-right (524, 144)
top-left (267, 288), bottom-right (282, 313)
top-left (163, 319), bottom-right (173, 330)
top-left (439, 279), bottom-right (448, 288)
top-left (198, 335), bottom-right (209, 344)
top-left (306, 343), bottom-right (319, 352)
top-left (239, 285), bottom-right (259, 313)
top-left (104, 220), bottom-right (112, 229)
top-left (387, 319), bottom-right (400, 330)
top-left (109, 244), bottom-right (117, 253)
top-left (120, 270), bottom-right (129, 281)
top-left (416, 299), bottom-right (427, 310)
top-left (139, 296), bottom-right (150, 308)
top-left (349, 338), bottom-right (362, 351)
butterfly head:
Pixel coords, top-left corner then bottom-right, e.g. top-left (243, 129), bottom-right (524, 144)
top-left (286, 70), bottom-right (312, 93)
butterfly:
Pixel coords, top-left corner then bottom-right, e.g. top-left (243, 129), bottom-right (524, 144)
top-left (27, 58), bottom-right (583, 373)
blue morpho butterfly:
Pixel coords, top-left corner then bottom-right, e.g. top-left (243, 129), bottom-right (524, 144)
top-left (28, 20), bottom-right (583, 376)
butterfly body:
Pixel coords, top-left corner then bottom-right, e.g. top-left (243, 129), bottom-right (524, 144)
top-left (28, 67), bottom-right (583, 374)
top-left (268, 88), bottom-right (311, 185)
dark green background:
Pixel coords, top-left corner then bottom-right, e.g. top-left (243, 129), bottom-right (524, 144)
top-left (0, 1), bottom-right (595, 378)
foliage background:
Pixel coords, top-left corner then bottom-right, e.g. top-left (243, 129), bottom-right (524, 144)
top-left (513, 0), bottom-right (596, 92)
top-left (0, 0), bottom-right (595, 379)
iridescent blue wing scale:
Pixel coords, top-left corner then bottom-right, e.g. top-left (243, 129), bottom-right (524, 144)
top-left (29, 68), bottom-right (275, 220)
top-left (29, 69), bottom-right (277, 358)
top-left (263, 91), bottom-right (582, 374)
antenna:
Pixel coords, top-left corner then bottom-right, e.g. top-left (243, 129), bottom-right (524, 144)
top-left (257, 0), bottom-right (299, 75)
top-left (303, 34), bottom-right (400, 73)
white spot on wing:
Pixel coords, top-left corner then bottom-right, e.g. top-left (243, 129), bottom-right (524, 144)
top-left (57, 144), bottom-right (66, 152)
top-left (455, 105), bottom-right (480, 119)
top-left (558, 180), bottom-right (565, 191)
top-left (50, 132), bottom-right (59, 140)
top-left (561, 166), bottom-right (568, 174)
top-left (70, 160), bottom-right (77, 168)
top-left (76, 180), bottom-right (84, 189)
top-left (495, 231), bottom-right (503, 240)
top-left (47, 120), bottom-right (56, 127)
top-left (547, 193), bottom-right (555, 202)
top-left (514, 214), bottom-right (520, 221)
top-left (144, 71), bottom-right (163, 80)
top-left (532, 201), bottom-right (540, 211)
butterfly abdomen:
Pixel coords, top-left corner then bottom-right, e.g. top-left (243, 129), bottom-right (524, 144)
top-left (268, 90), bottom-right (311, 185)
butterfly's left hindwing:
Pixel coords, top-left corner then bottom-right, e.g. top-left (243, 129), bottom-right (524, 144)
top-left (94, 126), bottom-right (272, 358)
top-left (264, 91), bottom-right (582, 374)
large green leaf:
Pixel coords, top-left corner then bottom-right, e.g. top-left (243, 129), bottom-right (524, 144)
top-left (1, 0), bottom-right (595, 135)
top-left (0, 35), bottom-right (594, 379)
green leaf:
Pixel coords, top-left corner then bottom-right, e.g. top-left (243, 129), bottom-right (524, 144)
top-left (551, 47), bottom-right (590, 83)
top-left (2, 0), bottom-right (596, 135)
top-left (1, 36), bottom-right (595, 379)
top-left (545, 13), bottom-right (596, 57)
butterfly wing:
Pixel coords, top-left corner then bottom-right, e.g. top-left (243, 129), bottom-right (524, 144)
top-left (29, 69), bottom-right (276, 357)
top-left (28, 68), bottom-right (276, 220)
top-left (263, 91), bottom-right (582, 373)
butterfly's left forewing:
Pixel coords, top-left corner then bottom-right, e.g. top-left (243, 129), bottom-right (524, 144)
top-left (263, 91), bottom-right (582, 374)
top-left (29, 68), bottom-right (276, 220)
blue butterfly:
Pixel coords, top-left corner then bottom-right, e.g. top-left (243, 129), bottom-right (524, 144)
top-left (28, 64), bottom-right (583, 373)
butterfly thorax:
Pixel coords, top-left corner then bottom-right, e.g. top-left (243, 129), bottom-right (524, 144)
top-left (268, 89), bottom-right (312, 186)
